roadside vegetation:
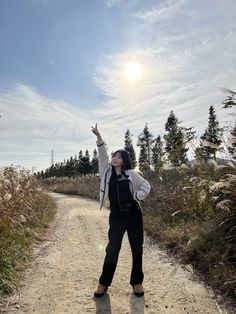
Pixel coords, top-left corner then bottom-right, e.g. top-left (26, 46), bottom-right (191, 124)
top-left (143, 161), bottom-right (236, 302)
top-left (41, 160), bottom-right (236, 304)
top-left (0, 166), bottom-right (57, 301)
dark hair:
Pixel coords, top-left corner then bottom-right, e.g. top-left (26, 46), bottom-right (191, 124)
top-left (111, 149), bottom-right (133, 170)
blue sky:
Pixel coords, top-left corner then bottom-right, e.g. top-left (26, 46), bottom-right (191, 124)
top-left (0, 0), bottom-right (235, 171)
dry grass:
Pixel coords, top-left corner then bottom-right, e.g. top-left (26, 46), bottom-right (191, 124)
top-left (0, 166), bottom-right (57, 297)
top-left (40, 175), bottom-right (100, 200)
top-left (143, 160), bottom-right (236, 302)
top-left (40, 161), bottom-right (236, 303)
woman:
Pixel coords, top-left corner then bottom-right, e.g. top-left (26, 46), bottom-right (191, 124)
top-left (91, 123), bottom-right (151, 298)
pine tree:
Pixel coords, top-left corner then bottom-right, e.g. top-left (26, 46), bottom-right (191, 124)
top-left (137, 123), bottom-right (154, 172)
top-left (124, 129), bottom-right (137, 169)
top-left (151, 135), bottom-right (164, 172)
top-left (195, 106), bottom-right (222, 160)
top-left (222, 89), bottom-right (236, 160)
top-left (58, 161), bottom-right (65, 177)
top-left (65, 158), bottom-right (71, 177)
top-left (78, 150), bottom-right (84, 175)
top-left (164, 110), bottom-right (189, 166)
top-left (80, 149), bottom-right (91, 175)
top-left (91, 149), bottom-right (99, 174)
top-left (227, 126), bottom-right (236, 160)
top-left (53, 162), bottom-right (60, 177)
top-left (44, 168), bottom-right (50, 178)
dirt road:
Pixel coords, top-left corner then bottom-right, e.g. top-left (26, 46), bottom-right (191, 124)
top-left (1, 193), bottom-right (231, 313)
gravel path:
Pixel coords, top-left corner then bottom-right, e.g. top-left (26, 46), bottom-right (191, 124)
top-left (1, 193), bottom-right (232, 314)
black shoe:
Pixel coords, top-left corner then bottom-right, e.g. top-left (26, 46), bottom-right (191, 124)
top-left (133, 290), bottom-right (144, 297)
top-left (133, 284), bottom-right (144, 297)
top-left (94, 284), bottom-right (108, 297)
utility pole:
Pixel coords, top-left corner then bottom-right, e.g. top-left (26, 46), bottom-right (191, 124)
top-left (51, 149), bottom-right (54, 166)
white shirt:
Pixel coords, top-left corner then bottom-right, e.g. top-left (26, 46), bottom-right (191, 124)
top-left (96, 138), bottom-right (151, 210)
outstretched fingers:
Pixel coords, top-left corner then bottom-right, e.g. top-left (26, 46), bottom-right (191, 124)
top-left (91, 123), bottom-right (100, 136)
top-left (91, 123), bottom-right (97, 130)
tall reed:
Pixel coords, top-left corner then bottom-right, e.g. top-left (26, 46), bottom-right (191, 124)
top-left (0, 166), bottom-right (57, 296)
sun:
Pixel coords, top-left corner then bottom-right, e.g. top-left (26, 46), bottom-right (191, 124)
top-left (124, 61), bottom-right (142, 81)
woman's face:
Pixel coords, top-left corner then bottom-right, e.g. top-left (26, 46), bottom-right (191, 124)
top-left (111, 152), bottom-right (123, 168)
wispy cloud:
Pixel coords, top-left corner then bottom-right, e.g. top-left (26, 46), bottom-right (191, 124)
top-left (0, 83), bottom-right (89, 139)
top-left (0, 83), bottom-right (97, 170)
top-left (93, 0), bottom-right (236, 145)
top-left (94, 43), bottom-right (235, 131)
top-left (104, 0), bottom-right (125, 8)
top-left (132, 0), bottom-right (187, 23)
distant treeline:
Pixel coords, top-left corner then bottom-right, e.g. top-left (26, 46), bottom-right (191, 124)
top-left (38, 149), bottom-right (99, 178)
top-left (37, 89), bottom-right (236, 179)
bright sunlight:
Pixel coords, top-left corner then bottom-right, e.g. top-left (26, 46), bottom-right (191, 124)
top-left (124, 61), bottom-right (142, 81)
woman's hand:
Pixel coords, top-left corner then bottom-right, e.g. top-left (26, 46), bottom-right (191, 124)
top-left (91, 123), bottom-right (102, 140)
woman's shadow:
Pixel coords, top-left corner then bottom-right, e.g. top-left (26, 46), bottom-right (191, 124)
top-left (93, 293), bottom-right (112, 313)
top-left (93, 292), bottom-right (144, 314)
top-left (130, 294), bottom-right (145, 314)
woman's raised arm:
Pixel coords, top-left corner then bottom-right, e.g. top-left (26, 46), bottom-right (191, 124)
top-left (91, 123), bottom-right (109, 177)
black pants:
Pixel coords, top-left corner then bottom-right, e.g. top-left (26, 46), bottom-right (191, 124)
top-left (99, 204), bottom-right (144, 287)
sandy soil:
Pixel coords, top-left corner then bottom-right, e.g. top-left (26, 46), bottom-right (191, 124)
top-left (0, 193), bottom-right (233, 314)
